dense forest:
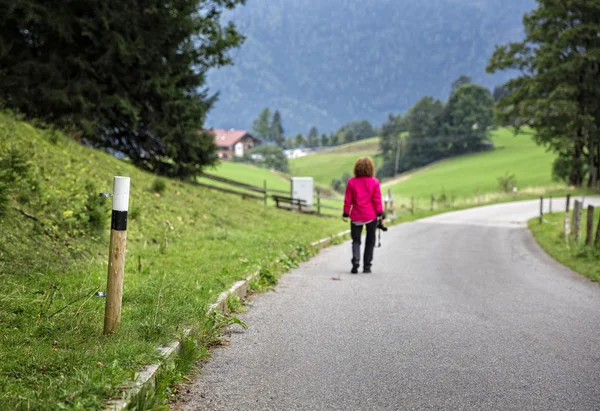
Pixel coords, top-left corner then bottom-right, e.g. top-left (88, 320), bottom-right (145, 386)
top-left (206, 0), bottom-right (536, 134)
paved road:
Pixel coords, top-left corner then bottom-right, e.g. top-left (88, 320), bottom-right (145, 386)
top-left (176, 197), bottom-right (600, 411)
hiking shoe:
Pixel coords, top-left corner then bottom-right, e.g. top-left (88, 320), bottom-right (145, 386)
top-left (363, 267), bottom-right (372, 274)
top-left (351, 264), bottom-right (359, 274)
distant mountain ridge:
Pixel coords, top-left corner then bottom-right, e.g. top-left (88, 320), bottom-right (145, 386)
top-left (205, 0), bottom-right (536, 134)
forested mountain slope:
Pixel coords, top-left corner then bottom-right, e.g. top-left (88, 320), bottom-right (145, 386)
top-left (206, 0), bottom-right (536, 134)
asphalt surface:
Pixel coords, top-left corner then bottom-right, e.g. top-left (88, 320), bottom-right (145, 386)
top-left (175, 197), bottom-right (600, 411)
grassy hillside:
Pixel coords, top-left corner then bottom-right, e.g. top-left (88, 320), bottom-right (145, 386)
top-left (321, 137), bottom-right (380, 154)
top-left (386, 128), bottom-right (562, 205)
top-left (0, 112), bottom-right (346, 409)
top-left (290, 139), bottom-right (383, 187)
top-left (203, 161), bottom-right (290, 192)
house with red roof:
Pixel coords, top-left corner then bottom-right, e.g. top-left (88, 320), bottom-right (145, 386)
top-left (209, 129), bottom-right (261, 160)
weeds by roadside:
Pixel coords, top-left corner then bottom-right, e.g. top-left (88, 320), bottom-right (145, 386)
top-left (529, 212), bottom-right (600, 282)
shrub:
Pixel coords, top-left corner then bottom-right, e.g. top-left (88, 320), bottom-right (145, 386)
top-left (0, 183), bottom-right (8, 218)
top-left (331, 172), bottom-right (352, 193)
top-left (331, 178), bottom-right (344, 193)
top-left (83, 183), bottom-right (107, 233)
top-left (0, 147), bottom-right (30, 185)
top-left (240, 145), bottom-right (289, 173)
top-left (0, 147), bottom-right (31, 217)
top-left (497, 172), bottom-right (517, 193)
top-left (151, 178), bottom-right (167, 194)
top-left (129, 205), bottom-right (141, 221)
top-left (376, 158), bottom-right (396, 179)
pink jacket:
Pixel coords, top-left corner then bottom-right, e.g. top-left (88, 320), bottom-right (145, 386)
top-left (343, 176), bottom-right (384, 222)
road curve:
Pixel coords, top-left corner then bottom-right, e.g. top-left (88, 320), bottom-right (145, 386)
top-left (175, 197), bottom-right (600, 411)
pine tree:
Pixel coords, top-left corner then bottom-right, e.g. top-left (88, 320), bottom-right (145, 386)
top-left (252, 108), bottom-right (272, 141)
top-left (379, 114), bottom-right (406, 158)
top-left (442, 84), bottom-right (495, 154)
top-left (307, 126), bottom-right (319, 148)
top-left (320, 133), bottom-right (329, 147)
top-left (0, 0), bottom-right (246, 179)
top-left (488, 0), bottom-right (600, 187)
top-left (270, 110), bottom-right (285, 147)
top-left (405, 97), bottom-right (445, 166)
top-left (295, 133), bottom-right (306, 147)
top-left (451, 75), bottom-right (472, 93)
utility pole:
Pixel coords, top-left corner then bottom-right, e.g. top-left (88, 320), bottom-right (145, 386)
top-left (394, 139), bottom-right (401, 177)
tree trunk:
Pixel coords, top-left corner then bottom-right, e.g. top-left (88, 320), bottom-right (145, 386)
top-left (587, 130), bottom-right (598, 188)
top-left (569, 133), bottom-right (584, 186)
top-left (597, 141), bottom-right (600, 189)
top-left (586, 205), bottom-right (594, 246)
top-left (594, 136), bottom-right (600, 189)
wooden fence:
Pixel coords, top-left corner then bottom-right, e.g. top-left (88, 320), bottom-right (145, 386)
top-left (196, 175), bottom-right (600, 229)
top-left (193, 174), bottom-right (504, 219)
top-left (194, 174), bottom-right (405, 219)
top-left (194, 173), bottom-right (289, 205)
top-left (560, 196), bottom-right (600, 246)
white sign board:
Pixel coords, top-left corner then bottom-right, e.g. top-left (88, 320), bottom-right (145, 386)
top-left (291, 177), bottom-right (313, 209)
top-left (234, 142), bottom-right (244, 157)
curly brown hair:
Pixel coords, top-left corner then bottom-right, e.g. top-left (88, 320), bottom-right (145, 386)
top-left (353, 157), bottom-right (375, 177)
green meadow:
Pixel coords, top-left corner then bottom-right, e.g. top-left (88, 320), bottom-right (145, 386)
top-left (386, 128), bottom-right (562, 204)
top-left (290, 146), bottom-right (383, 187)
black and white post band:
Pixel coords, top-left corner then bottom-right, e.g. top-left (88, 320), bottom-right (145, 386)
top-left (110, 177), bottom-right (130, 231)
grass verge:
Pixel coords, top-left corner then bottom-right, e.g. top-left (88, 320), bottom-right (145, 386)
top-left (528, 211), bottom-right (600, 282)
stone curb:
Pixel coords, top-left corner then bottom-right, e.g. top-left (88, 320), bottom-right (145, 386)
top-left (310, 229), bottom-right (351, 248)
top-left (103, 229), bottom-right (350, 411)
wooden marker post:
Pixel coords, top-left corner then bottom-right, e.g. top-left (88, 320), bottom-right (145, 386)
top-left (263, 180), bottom-right (267, 206)
top-left (317, 189), bottom-right (321, 215)
top-left (387, 189), bottom-right (395, 219)
top-left (383, 194), bottom-right (389, 216)
top-left (539, 196), bottom-right (543, 224)
top-left (574, 200), bottom-right (582, 242)
top-left (585, 205), bottom-right (594, 246)
top-left (104, 176), bottom-right (130, 335)
top-left (595, 213), bottom-right (600, 246)
top-left (564, 194), bottom-right (571, 239)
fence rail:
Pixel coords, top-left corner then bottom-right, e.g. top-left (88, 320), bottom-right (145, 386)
top-left (193, 181), bottom-right (264, 201)
top-left (194, 173), bottom-right (405, 218)
top-left (318, 196), bottom-right (344, 204)
top-left (269, 188), bottom-right (291, 195)
top-left (318, 204), bottom-right (341, 211)
top-left (201, 173), bottom-right (266, 194)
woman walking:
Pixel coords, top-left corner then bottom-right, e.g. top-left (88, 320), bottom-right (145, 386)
top-left (343, 157), bottom-right (384, 274)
